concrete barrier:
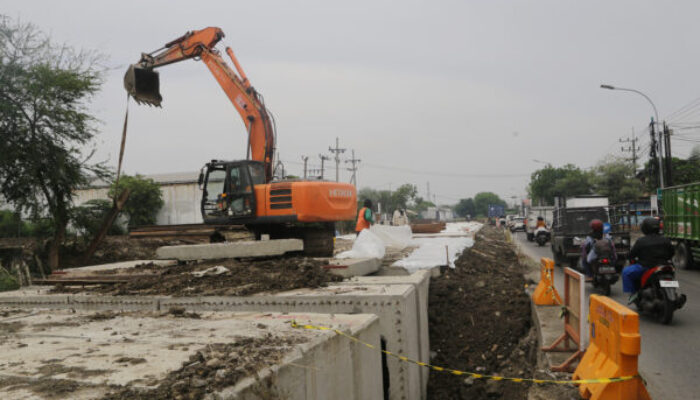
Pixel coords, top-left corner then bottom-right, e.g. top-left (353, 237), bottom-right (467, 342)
top-left (155, 239), bottom-right (303, 260)
top-left (573, 295), bottom-right (651, 400)
top-left (533, 257), bottom-right (562, 305)
top-left (0, 309), bottom-right (382, 400)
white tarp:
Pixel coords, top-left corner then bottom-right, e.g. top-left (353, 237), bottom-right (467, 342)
top-left (392, 236), bottom-right (474, 272)
top-left (336, 229), bottom-right (386, 259)
top-left (392, 222), bottom-right (482, 272)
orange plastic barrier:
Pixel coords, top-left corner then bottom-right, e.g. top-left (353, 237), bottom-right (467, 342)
top-left (573, 295), bottom-right (651, 400)
top-left (533, 257), bottom-right (562, 305)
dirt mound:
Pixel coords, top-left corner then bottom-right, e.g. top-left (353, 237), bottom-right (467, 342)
top-left (102, 335), bottom-right (306, 400)
top-left (53, 256), bottom-right (343, 297)
top-left (427, 225), bottom-right (536, 399)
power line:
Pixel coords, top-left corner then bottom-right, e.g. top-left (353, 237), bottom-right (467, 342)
top-left (345, 149), bottom-right (360, 187)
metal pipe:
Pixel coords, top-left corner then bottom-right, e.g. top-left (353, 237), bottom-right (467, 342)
top-left (226, 47), bottom-right (250, 88)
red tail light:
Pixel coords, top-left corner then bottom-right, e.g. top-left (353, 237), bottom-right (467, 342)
top-left (601, 258), bottom-right (609, 264)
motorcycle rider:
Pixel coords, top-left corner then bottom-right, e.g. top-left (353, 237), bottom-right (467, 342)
top-left (580, 219), bottom-right (617, 279)
top-left (536, 216), bottom-right (546, 228)
top-left (623, 217), bottom-right (674, 303)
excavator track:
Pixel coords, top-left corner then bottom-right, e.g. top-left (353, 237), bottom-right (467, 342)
top-left (245, 223), bottom-right (336, 257)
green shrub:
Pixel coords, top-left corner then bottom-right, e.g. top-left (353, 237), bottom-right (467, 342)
top-left (0, 270), bottom-right (20, 292)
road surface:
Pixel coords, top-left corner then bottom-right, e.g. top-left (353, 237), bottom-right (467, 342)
top-left (513, 231), bottom-right (700, 400)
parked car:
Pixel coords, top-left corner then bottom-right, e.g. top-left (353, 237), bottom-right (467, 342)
top-left (510, 216), bottom-right (526, 232)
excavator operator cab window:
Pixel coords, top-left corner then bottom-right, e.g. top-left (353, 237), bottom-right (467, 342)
top-left (226, 164), bottom-right (255, 217)
top-left (201, 167), bottom-right (227, 219)
top-left (248, 163), bottom-right (265, 185)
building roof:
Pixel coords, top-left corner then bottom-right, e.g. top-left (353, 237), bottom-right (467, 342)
top-left (83, 171), bottom-right (200, 189)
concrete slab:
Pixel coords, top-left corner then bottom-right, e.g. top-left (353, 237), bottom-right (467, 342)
top-left (338, 270), bottom-right (431, 400)
top-left (324, 258), bottom-right (381, 278)
top-left (155, 239), bottom-right (303, 260)
top-left (57, 259), bottom-right (177, 276)
top-left (0, 309), bottom-right (382, 400)
top-left (0, 283), bottom-right (423, 400)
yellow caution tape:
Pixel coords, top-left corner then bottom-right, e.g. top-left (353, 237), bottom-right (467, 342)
top-left (290, 321), bottom-right (640, 385)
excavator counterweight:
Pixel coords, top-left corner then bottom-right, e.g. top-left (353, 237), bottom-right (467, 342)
top-left (124, 65), bottom-right (162, 106)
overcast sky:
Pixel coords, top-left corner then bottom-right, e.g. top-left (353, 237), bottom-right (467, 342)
top-left (5, 1), bottom-right (700, 205)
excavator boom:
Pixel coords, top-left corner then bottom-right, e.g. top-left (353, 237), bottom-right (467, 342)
top-left (124, 27), bottom-right (275, 180)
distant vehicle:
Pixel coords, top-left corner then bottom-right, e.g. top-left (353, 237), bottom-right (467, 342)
top-left (510, 216), bottom-right (526, 232)
top-left (550, 196), bottom-right (630, 268)
top-left (660, 182), bottom-right (700, 269)
top-left (488, 204), bottom-right (505, 218)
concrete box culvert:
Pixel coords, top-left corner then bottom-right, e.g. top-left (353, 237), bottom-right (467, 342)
top-left (0, 283), bottom-right (424, 400)
top-left (159, 284), bottom-right (421, 400)
top-left (0, 309), bottom-right (382, 400)
top-left (337, 270), bottom-right (431, 400)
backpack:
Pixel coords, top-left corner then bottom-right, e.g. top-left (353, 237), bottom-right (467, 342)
top-left (587, 238), bottom-right (613, 264)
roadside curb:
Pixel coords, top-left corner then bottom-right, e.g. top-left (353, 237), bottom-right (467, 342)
top-left (515, 237), bottom-right (577, 372)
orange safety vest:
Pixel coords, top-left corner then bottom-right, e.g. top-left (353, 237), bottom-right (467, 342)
top-left (355, 207), bottom-right (370, 232)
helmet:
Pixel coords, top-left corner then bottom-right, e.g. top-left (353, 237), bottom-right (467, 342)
top-left (641, 218), bottom-right (661, 235)
top-left (589, 219), bottom-right (604, 232)
top-left (537, 216), bottom-right (544, 221)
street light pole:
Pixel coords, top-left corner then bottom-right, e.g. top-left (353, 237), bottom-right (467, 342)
top-left (600, 84), bottom-right (664, 188)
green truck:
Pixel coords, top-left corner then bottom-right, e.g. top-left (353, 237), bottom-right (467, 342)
top-left (661, 182), bottom-right (700, 269)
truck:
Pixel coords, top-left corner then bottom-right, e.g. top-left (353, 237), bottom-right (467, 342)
top-left (550, 196), bottom-right (631, 268)
top-left (525, 206), bottom-right (554, 241)
top-left (660, 182), bottom-right (700, 269)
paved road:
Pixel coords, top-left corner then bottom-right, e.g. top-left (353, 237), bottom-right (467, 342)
top-left (513, 231), bottom-right (700, 400)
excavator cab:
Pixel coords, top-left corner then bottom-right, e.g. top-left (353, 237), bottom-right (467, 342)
top-left (201, 160), bottom-right (264, 224)
top-left (124, 64), bottom-right (163, 106)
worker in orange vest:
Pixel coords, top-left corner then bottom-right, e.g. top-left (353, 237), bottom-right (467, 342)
top-left (355, 199), bottom-right (374, 236)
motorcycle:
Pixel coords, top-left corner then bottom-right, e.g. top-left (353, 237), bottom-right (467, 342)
top-left (633, 264), bottom-right (687, 324)
top-left (534, 226), bottom-right (550, 247)
top-left (589, 257), bottom-right (618, 296)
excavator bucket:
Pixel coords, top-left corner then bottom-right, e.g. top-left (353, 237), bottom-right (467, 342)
top-left (124, 64), bottom-right (162, 106)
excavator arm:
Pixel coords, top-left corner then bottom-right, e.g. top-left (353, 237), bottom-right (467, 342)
top-left (124, 27), bottom-right (275, 181)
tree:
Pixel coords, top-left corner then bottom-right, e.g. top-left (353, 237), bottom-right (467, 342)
top-left (0, 16), bottom-right (108, 269)
top-left (528, 164), bottom-right (593, 205)
top-left (71, 199), bottom-right (125, 237)
top-left (454, 198), bottom-right (475, 218)
top-left (473, 192), bottom-right (506, 217)
top-left (642, 155), bottom-right (700, 192)
top-left (109, 175), bottom-right (164, 227)
top-left (358, 183), bottom-right (417, 213)
top-left (410, 196), bottom-right (434, 214)
top-left (391, 184), bottom-right (418, 210)
top-left (592, 158), bottom-right (643, 204)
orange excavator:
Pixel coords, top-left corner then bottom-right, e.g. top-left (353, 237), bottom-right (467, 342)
top-left (124, 27), bottom-right (356, 255)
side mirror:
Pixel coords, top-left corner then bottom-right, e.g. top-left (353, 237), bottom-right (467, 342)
top-left (198, 169), bottom-right (205, 189)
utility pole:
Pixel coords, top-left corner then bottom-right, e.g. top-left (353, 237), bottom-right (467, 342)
top-left (319, 154), bottom-right (330, 180)
top-left (301, 156), bottom-right (309, 179)
top-left (619, 129), bottom-right (640, 171)
top-left (328, 137), bottom-right (346, 182)
top-left (648, 120), bottom-right (659, 189)
top-left (345, 149), bottom-right (361, 187)
top-left (663, 122), bottom-right (673, 186)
